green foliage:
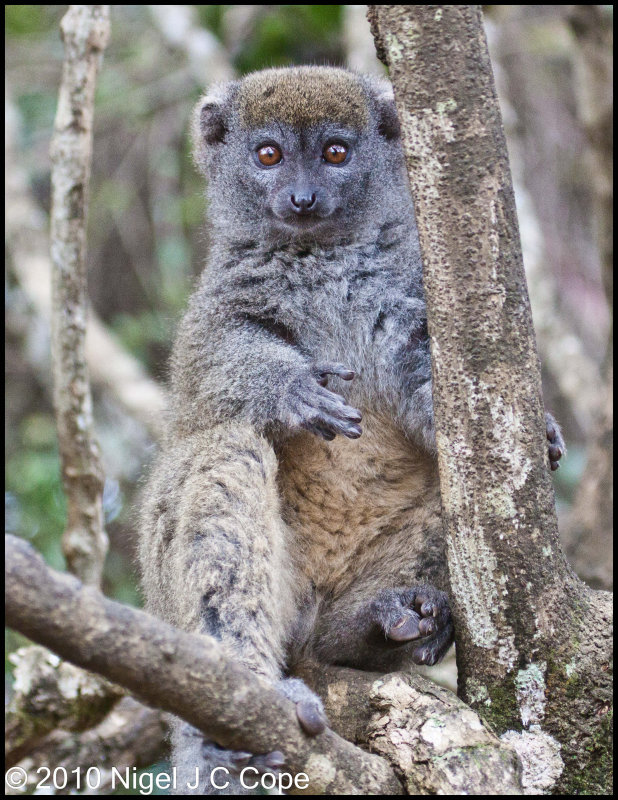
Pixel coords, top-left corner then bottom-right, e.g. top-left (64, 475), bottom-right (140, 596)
top-left (233, 5), bottom-right (344, 72)
top-left (110, 311), bottom-right (175, 370)
top-left (5, 5), bottom-right (58, 36)
top-left (5, 414), bottom-right (67, 572)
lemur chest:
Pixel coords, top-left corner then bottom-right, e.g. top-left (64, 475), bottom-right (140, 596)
top-left (276, 411), bottom-right (437, 594)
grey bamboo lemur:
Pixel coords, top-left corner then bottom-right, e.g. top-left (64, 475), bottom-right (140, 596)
top-left (139, 66), bottom-right (564, 792)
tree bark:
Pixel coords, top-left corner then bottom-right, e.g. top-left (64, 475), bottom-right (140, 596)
top-left (368, 5), bottom-right (612, 793)
top-left (49, 5), bottom-right (111, 585)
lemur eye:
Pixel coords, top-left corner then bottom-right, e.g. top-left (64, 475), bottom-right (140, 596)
top-left (257, 145), bottom-right (282, 166)
top-left (323, 143), bottom-right (348, 164)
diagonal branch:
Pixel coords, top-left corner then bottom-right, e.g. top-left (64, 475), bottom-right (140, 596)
top-left (5, 535), bottom-right (402, 795)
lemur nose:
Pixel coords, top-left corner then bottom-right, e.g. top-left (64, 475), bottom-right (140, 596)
top-left (290, 192), bottom-right (317, 214)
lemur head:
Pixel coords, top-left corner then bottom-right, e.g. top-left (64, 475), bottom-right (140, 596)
top-left (193, 66), bottom-right (406, 245)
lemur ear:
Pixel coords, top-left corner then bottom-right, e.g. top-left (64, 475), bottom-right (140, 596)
top-left (375, 93), bottom-right (401, 141)
top-left (192, 84), bottom-right (236, 174)
top-left (199, 99), bottom-right (228, 145)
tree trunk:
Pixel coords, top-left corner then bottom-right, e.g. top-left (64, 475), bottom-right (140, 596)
top-left (368, 5), bottom-right (612, 793)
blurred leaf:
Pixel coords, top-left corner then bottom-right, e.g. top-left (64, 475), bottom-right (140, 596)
top-left (5, 5), bottom-right (56, 36)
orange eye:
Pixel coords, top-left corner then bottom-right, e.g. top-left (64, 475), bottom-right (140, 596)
top-left (323, 143), bottom-right (348, 164)
top-left (257, 145), bottom-right (282, 166)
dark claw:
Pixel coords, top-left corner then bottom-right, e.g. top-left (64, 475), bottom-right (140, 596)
top-left (296, 701), bottom-right (326, 736)
top-left (550, 461), bottom-right (559, 471)
top-left (548, 445), bottom-right (562, 462)
top-left (546, 424), bottom-right (556, 441)
top-left (388, 610), bottom-right (421, 642)
top-left (344, 424), bottom-right (363, 439)
top-left (316, 363), bottom-right (356, 382)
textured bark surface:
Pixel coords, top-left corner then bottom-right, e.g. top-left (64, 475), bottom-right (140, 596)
top-left (5, 536), bottom-right (402, 795)
top-left (49, 5), bottom-right (110, 585)
top-left (300, 663), bottom-right (523, 795)
top-left (5, 646), bottom-right (122, 769)
top-left (6, 694), bottom-right (169, 796)
top-left (368, 5), bottom-right (612, 793)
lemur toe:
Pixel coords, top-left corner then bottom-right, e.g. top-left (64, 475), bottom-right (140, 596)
top-left (278, 676), bottom-right (328, 736)
top-left (296, 700), bottom-right (327, 736)
top-left (546, 412), bottom-right (566, 471)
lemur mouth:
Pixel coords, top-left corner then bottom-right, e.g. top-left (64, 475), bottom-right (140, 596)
top-left (274, 210), bottom-right (337, 231)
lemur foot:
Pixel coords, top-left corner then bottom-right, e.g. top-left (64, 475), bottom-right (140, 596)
top-left (545, 412), bottom-right (566, 471)
top-left (284, 362), bottom-right (362, 441)
top-left (201, 739), bottom-right (285, 779)
top-left (369, 585), bottom-right (453, 666)
top-left (193, 680), bottom-right (325, 791)
top-left (278, 676), bottom-right (328, 736)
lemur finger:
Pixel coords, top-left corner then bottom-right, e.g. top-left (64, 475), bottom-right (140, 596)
top-left (418, 616), bottom-right (437, 636)
top-left (313, 387), bottom-right (362, 421)
top-left (545, 412), bottom-right (566, 468)
top-left (229, 751), bottom-right (253, 769)
top-left (548, 445), bottom-right (562, 462)
top-left (300, 403), bottom-right (363, 438)
top-left (303, 421), bottom-right (336, 441)
top-left (314, 363), bottom-right (356, 382)
top-left (277, 677), bottom-right (328, 737)
top-left (315, 416), bottom-right (362, 439)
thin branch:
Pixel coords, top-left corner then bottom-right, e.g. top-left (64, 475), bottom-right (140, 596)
top-left (148, 5), bottom-right (235, 84)
top-left (343, 5), bottom-right (384, 76)
top-left (5, 536), bottom-right (402, 795)
top-left (49, 5), bottom-right (111, 584)
top-left (5, 85), bottom-right (167, 444)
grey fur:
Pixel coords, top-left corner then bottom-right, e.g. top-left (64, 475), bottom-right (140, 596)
top-left (139, 66), bottom-right (565, 794)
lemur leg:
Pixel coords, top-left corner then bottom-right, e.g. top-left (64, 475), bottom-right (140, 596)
top-left (305, 510), bottom-right (454, 673)
top-left (139, 424), bottom-right (323, 795)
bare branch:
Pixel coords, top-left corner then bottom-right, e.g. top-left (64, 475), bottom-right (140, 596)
top-left (343, 5), bottom-right (384, 76)
top-left (5, 85), bottom-right (167, 444)
top-left (148, 5), bottom-right (235, 84)
top-left (49, 6), bottom-right (111, 584)
top-left (5, 536), bottom-right (402, 795)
